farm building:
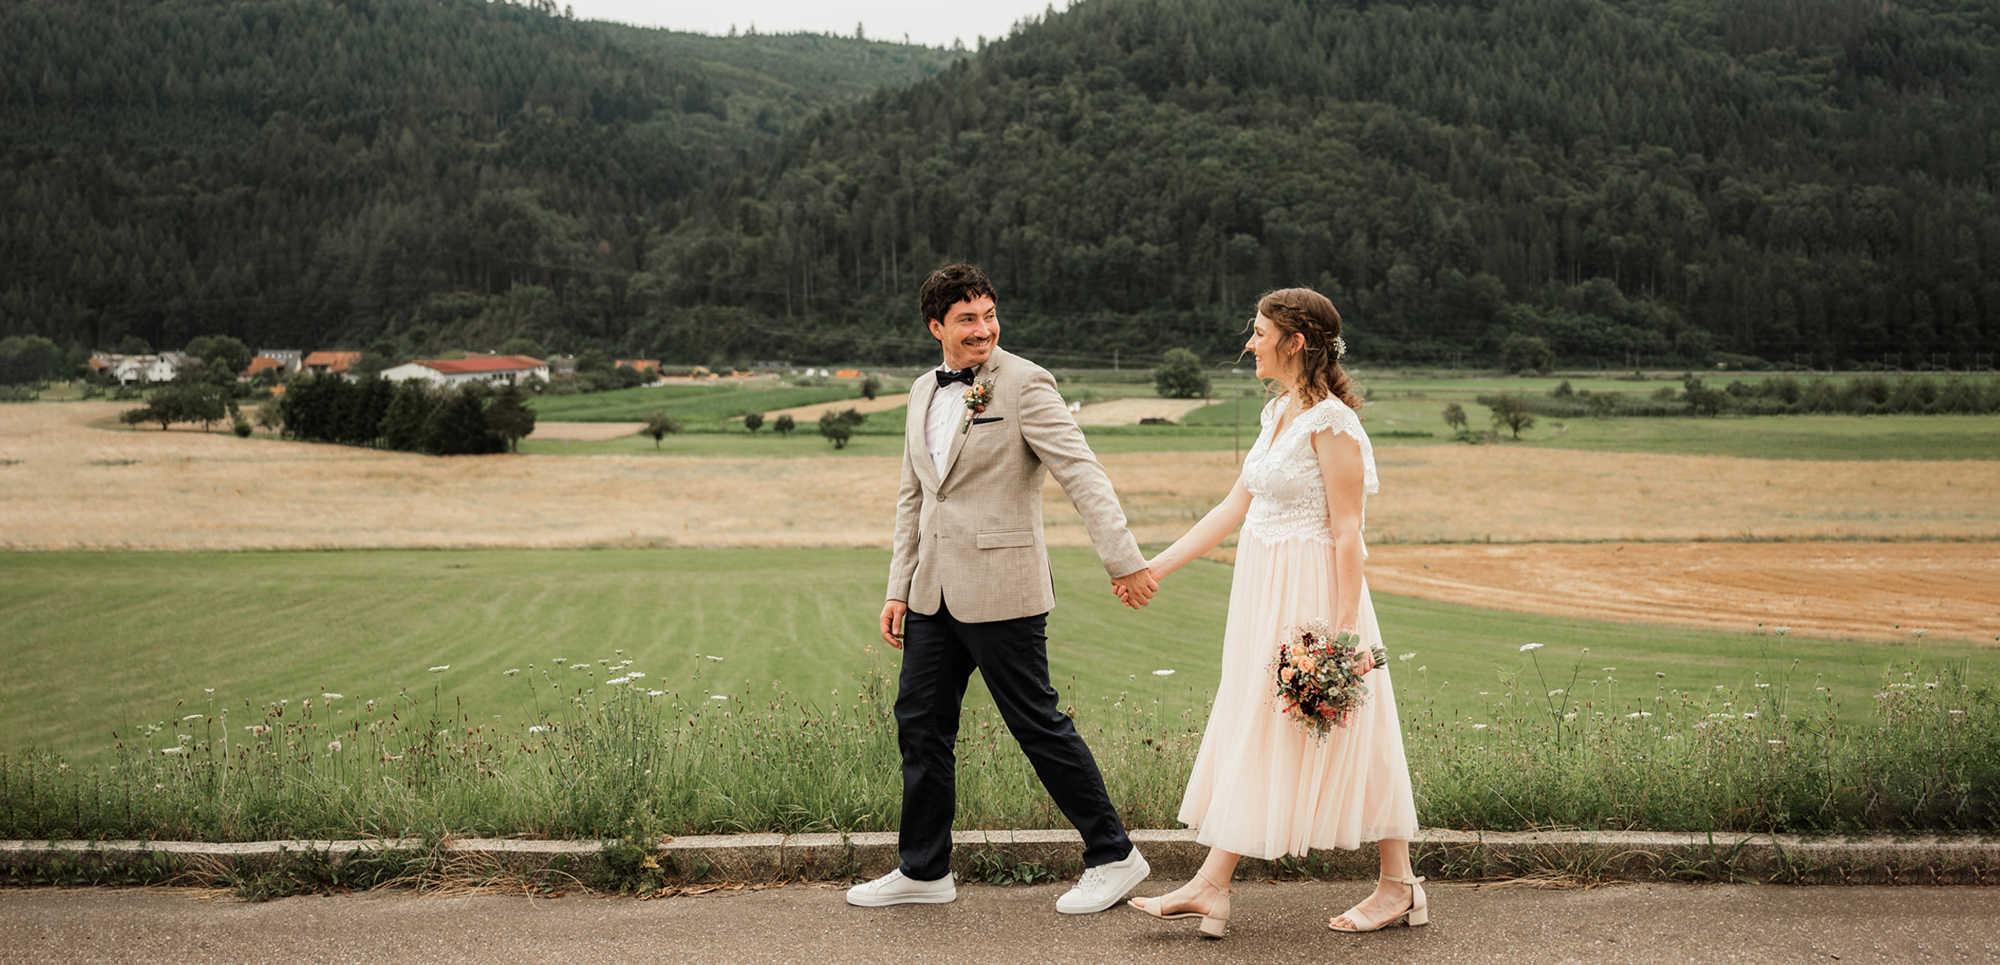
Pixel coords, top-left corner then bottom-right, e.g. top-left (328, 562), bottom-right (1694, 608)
top-left (301, 351), bottom-right (362, 376)
top-left (380, 355), bottom-right (550, 387)
top-left (89, 352), bottom-right (187, 384)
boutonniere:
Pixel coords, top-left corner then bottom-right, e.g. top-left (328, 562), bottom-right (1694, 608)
top-left (960, 378), bottom-right (995, 433)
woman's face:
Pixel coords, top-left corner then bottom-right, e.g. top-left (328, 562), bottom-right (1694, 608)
top-left (1245, 313), bottom-right (1298, 382)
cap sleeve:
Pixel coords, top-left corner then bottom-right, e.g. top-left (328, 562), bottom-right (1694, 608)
top-left (1299, 397), bottom-right (1378, 496)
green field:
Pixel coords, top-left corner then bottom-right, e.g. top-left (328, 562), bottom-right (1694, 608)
top-left (527, 382), bottom-right (867, 426)
top-left (5, 548), bottom-right (1990, 769)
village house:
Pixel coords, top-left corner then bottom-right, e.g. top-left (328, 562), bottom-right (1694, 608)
top-left (246, 349), bottom-right (303, 380)
top-left (89, 352), bottom-right (187, 385)
top-left (301, 351), bottom-right (362, 376)
top-left (379, 355), bottom-right (549, 387)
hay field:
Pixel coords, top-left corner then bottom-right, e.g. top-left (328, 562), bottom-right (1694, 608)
top-left (1363, 542), bottom-right (1999, 644)
top-left (4, 402), bottom-right (1997, 640)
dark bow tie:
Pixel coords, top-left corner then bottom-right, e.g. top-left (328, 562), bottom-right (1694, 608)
top-left (935, 367), bottom-right (977, 387)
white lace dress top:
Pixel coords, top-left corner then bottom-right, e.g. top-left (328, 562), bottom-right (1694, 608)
top-left (1239, 394), bottom-right (1377, 549)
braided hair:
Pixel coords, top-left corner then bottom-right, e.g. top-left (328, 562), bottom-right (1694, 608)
top-left (1254, 288), bottom-right (1362, 412)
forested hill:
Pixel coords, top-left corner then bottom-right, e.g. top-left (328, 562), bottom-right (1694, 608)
top-left (0, 0), bottom-right (959, 356)
top-left (4, 0), bottom-right (1999, 373)
top-left (653, 0), bottom-right (2000, 369)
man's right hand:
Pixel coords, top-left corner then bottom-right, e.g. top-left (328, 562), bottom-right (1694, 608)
top-left (1109, 568), bottom-right (1159, 609)
top-left (879, 600), bottom-right (909, 649)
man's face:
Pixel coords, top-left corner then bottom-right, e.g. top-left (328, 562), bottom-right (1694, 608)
top-left (929, 294), bottom-right (998, 371)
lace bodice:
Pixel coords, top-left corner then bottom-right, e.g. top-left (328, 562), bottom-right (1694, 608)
top-left (1239, 394), bottom-right (1377, 547)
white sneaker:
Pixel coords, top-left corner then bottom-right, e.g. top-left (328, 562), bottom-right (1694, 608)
top-left (1055, 847), bottom-right (1150, 914)
top-left (845, 869), bottom-right (957, 907)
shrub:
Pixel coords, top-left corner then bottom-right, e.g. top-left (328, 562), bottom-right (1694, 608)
top-left (642, 412), bottom-right (680, 449)
top-left (1154, 348), bottom-right (1210, 399)
top-left (819, 410), bottom-right (854, 448)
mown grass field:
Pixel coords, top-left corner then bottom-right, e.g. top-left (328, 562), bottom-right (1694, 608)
top-left (513, 369), bottom-right (2000, 460)
top-left (5, 547), bottom-right (1990, 770)
top-left (526, 382), bottom-right (864, 426)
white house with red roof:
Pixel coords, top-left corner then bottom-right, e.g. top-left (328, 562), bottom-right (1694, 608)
top-left (380, 355), bottom-right (549, 387)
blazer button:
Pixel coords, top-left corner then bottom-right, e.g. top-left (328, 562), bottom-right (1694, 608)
top-left (937, 494), bottom-right (948, 502)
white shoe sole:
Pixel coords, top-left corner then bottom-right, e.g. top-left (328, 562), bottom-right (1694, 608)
top-left (1056, 853), bottom-right (1151, 914)
top-left (845, 887), bottom-right (958, 907)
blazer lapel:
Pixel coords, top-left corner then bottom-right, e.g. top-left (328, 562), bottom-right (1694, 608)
top-left (937, 349), bottom-right (1002, 484)
top-left (909, 374), bottom-right (943, 492)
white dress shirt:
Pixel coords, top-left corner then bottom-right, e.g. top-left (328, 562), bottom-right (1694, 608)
top-left (926, 367), bottom-right (970, 479)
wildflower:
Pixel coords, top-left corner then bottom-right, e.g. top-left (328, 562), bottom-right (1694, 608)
top-left (704, 655), bottom-right (725, 662)
top-left (1581, 648), bottom-right (1590, 654)
top-left (366, 700), bottom-right (375, 711)
top-left (710, 695), bottom-right (728, 700)
top-left (1911, 628), bottom-right (1928, 639)
top-left (1602, 667), bottom-right (1616, 673)
top-left (628, 671), bottom-right (645, 679)
top-left (1742, 712), bottom-right (1756, 720)
top-left (1925, 682), bottom-right (1938, 690)
top-left (503, 669), bottom-right (520, 676)
top-left (1655, 672), bottom-right (1666, 678)
top-left (1562, 713), bottom-right (1577, 722)
top-left (1152, 669), bottom-right (1175, 676)
top-left (648, 690), bottom-right (664, 697)
top-left (182, 713), bottom-right (203, 721)
top-left (204, 689), bottom-right (214, 694)
top-left (529, 726), bottom-right (549, 734)
top-left (1875, 693), bottom-right (1891, 699)
top-left (1775, 627), bottom-right (1791, 637)
top-left (323, 693), bottom-right (342, 700)
top-left (327, 740), bottom-right (342, 752)
top-left (1625, 712), bottom-right (1652, 719)
top-left (1519, 643), bottom-right (1543, 652)
top-left (1398, 653), bottom-right (1416, 663)
top-left (247, 725), bottom-right (270, 736)
top-left (1767, 740), bottom-right (1784, 746)
top-left (159, 746), bottom-right (188, 755)
top-left (1949, 710), bottom-right (1966, 715)
top-left (1417, 666), bottom-right (1426, 672)
top-left (1756, 683), bottom-right (1770, 689)
top-left (1715, 685), bottom-right (1727, 691)
top-left (429, 665), bottom-right (449, 673)
top-left (1547, 689), bottom-right (1565, 697)
top-left (553, 657), bottom-right (567, 664)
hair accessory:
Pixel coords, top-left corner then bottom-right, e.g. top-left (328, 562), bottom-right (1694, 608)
top-left (1331, 335), bottom-right (1347, 360)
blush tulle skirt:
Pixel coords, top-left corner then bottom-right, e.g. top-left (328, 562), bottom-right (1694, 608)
top-left (1175, 530), bottom-right (1420, 859)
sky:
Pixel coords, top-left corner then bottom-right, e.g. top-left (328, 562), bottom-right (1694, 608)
top-left (560, 0), bottom-right (1069, 49)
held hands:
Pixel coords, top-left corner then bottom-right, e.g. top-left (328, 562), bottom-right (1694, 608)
top-left (1108, 566), bottom-right (1160, 610)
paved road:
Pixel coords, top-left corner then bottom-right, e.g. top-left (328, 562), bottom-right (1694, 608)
top-left (2, 881), bottom-right (1994, 964)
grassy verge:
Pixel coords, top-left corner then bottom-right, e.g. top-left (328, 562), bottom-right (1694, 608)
top-left (2, 548), bottom-right (1994, 840)
top-left (1, 653), bottom-right (1991, 842)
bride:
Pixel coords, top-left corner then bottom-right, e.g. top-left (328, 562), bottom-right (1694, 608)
top-left (1120, 288), bottom-right (1424, 938)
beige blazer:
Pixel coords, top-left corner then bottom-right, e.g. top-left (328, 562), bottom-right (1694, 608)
top-left (887, 346), bottom-right (1147, 623)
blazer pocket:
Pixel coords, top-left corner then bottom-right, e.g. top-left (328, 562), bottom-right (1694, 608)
top-left (975, 530), bottom-right (1036, 549)
top-left (971, 416), bottom-right (1005, 425)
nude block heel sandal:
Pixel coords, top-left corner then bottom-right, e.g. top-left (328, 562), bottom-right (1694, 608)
top-left (1329, 874), bottom-right (1427, 933)
top-left (1131, 870), bottom-right (1234, 939)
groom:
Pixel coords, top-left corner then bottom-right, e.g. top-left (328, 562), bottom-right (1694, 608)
top-left (847, 264), bottom-right (1160, 913)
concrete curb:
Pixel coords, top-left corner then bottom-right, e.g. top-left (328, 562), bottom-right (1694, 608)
top-left (5, 830), bottom-right (1996, 886)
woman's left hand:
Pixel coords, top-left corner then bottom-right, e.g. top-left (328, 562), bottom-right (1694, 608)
top-left (1348, 636), bottom-right (1374, 675)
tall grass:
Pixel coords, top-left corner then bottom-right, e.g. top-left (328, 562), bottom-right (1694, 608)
top-left (3, 652), bottom-right (1993, 842)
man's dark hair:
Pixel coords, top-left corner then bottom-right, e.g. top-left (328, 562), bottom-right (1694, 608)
top-left (919, 264), bottom-right (997, 327)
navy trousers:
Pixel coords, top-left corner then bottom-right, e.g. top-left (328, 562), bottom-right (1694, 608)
top-left (894, 599), bottom-right (1133, 881)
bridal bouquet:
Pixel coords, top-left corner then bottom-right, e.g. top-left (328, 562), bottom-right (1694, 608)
top-left (1272, 620), bottom-right (1386, 738)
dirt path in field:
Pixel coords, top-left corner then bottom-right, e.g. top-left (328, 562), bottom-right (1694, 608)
top-left (527, 422), bottom-right (647, 441)
top-left (744, 393), bottom-right (912, 423)
top-left (4, 402), bottom-right (1996, 642)
top-left (1072, 397), bottom-right (1219, 425)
